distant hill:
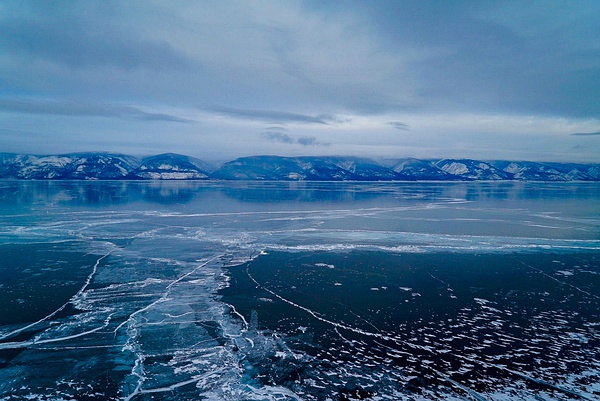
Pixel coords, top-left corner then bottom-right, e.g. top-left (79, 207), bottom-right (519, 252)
top-left (0, 152), bottom-right (139, 180)
top-left (0, 152), bottom-right (598, 181)
top-left (130, 153), bottom-right (213, 180)
top-left (210, 156), bottom-right (401, 181)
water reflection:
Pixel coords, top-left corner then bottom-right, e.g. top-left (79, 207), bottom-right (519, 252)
top-left (1, 180), bottom-right (599, 209)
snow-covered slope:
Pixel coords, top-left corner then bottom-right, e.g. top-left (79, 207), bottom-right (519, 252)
top-left (130, 153), bottom-right (213, 180)
top-left (0, 153), bottom-right (598, 181)
top-left (490, 161), bottom-right (600, 181)
top-left (210, 156), bottom-right (401, 181)
top-left (435, 159), bottom-right (513, 180)
top-left (389, 158), bottom-right (461, 181)
top-left (0, 153), bottom-right (139, 179)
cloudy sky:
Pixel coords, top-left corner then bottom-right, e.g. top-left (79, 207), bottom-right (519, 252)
top-left (1, 0), bottom-right (599, 162)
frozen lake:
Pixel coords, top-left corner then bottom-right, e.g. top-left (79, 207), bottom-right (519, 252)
top-left (0, 181), bottom-right (599, 400)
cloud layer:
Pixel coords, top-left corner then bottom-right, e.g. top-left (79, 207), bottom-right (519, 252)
top-left (0, 99), bottom-right (190, 123)
top-left (1, 0), bottom-right (599, 162)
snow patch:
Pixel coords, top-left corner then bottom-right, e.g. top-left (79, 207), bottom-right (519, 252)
top-left (441, 162), bottom-right (468, 175)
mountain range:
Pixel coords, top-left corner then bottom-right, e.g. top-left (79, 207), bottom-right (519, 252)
top-left (0, 152), bottom-right (599, 181)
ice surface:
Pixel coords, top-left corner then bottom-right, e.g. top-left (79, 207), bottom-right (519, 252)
top-left (222, 250), bottom-right (600, 400)
top-left (0, 181), bottom-right (598, 400)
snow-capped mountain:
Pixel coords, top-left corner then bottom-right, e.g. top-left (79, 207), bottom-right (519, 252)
top-left (307, 156), bottom-right (400, 180)
top-left (212, 156), bottom-right (600, 181)
top-left (388, 158), bottom-right (462, 181)
top-left (0, 152), bottom-right (598, 181)
top-left (210, 156), bottom-right (308, 180)
top-left (130, 153), bottom-right (213, 180)
top-left (0, 152), bottom-right (139, 180)
top-left (490, 160), bottom-right (600, 181)
top-left (435, 159), bottom-right (513, 180)
top-left (210, 156), bottom-right (402, 180)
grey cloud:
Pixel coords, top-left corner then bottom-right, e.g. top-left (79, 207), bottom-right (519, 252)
top-left (1, 1), bottom-right (599, 162)
top-left (134, 112), bottom-right (191, 123)
top-left (4, 1), bottom-right (598, 120)
top-left (571, 132), bottom-right (600, 136)
top-left (206, 106), bottom-right (333, 124)
top-left (338, 1), bottom-right (600, 117)
top-left (266, 126), bottom-right (289, 131)
top-left (297, 136), bottom-right (321, 146)
top-left (262, 132), bottom-right (325, 147)
top-left (263, 132), bottom-right (295, 144)
top-left (388, 121), bottom-right (410, 130)
top-left (0, 2), bottom-right (194, 72)
top-left (0, 99), bottom-right (190, 123)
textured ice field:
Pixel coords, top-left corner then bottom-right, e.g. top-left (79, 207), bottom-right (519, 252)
top-left (0, 181), bottom-right (598, 400)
